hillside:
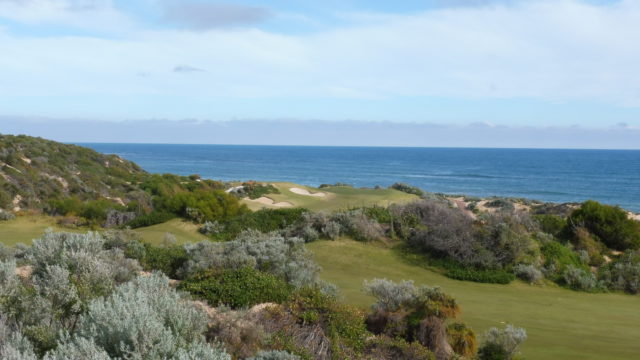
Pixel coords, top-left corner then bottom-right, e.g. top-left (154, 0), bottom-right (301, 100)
top-left (0, 134), bottom-right (147, 212)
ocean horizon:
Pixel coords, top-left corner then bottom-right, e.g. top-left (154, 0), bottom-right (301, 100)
top-left (79, 143), bottom-right (640, 212)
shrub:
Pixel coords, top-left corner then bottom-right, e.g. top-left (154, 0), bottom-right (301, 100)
top-left (0, 316), bottom-right (37, 360)
top-left (246, 350), bottom-right (300, 360)
top-left (181, 231), bottom-right (320, 287)
top-left (76, 273), bottom-right (228, 359)
top-left (363, 279), bottom-right (464, 359)
top-left (199, 221), bottom-right (222, 235)
top-left (477, 325), bottom-right (527, 360)
top-left (445, 267), bottom-right (515, 284)
top-left (447, 322), bottom-right (478, 357)
top-left (322, 221), bottom-right (341, 240)
top-left (349, 213), bottom-right (385, 242)
top-left (513, 264), bottom-right (543, 284)
top-left (562, 265), bottom-right (601, 292)
top-left (217, 208), bottom-right (308, 241)
top-left (287, 287), bottom-right (369, 357)
top-left (179, 267), bottom-right (294, 309)
top-left (43, 337), bottom-right (110, 360)
top-left (534, 214), bottom-right (566, 236)
top-left (599, 250), bottom-right (640, 294)
top-left (567, 200), bottom-right (640, 250)
top-left (124, 211), bottom-right (175, 229)
top-left (485, 198), bottom-right (515, 212)
top-left (141, 244), bottom-right (188, 279)
top-left (390, 183), bottom-right (424, 196)
top-left (365, 336), bottom-right (435, 360)
top-left (26, 231), bottom-right (141, 300)
top-left (240, 182), bottom-right (281, 200)
top-left (541, 241), bottom-right (587, 280)
top-left (0, 210), bottom-right (15, 221)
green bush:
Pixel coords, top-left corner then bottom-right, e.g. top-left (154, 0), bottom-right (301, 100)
top-left (445, 267), bottom-right (515, 284)
top-left (124, 211), bottom-right (175, 229)
top-left (534, 214), bottom-right (567, 236)
top-left (179, 267), bottom-right (294, 309)
top-left (567, 200), bottom-right (640, 250)
top-left (390, 183), bottom-right (424, 196)
top-left (288, 287), bottom-right (368, 356)
top-left (140, 244), bottom-right (188, 279)
top-left (215, 208), bottom-right (308, 241)
top-left (541, 241), bottom-right (587, 279)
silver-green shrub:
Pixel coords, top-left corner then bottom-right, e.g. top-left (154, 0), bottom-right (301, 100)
top-left (43, 337), bottom-right (110, 360)
top-left (181, 231), bottom-right (319, 288)
top-left (26, 231), bottom-right (141, 299)
top-left (513, 264), bottom-right (543, 284)
top-left (363, 278), bottom-right (417, 312)
top-left (76, 273), bottom-right (227, 359)
top-left (0, 316), bottom-right (37, 360)
top-left (247, 350), bottom-right (301, 360)
top-left (562, 265), bottom-right (600, 291)
top-left (479, 325), bottom-right (527, 360)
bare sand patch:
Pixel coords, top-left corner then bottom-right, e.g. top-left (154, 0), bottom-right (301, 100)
top-left (289, 187), bottom-right (326, 197)
top-left (246, 196), bottom-right (293, 208)
top-left (628, 212), bottom-right (640, 222)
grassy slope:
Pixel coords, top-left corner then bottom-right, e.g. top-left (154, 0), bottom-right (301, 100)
top-left (242, 183), bottom-right (418, 211)
top-left (134, 218), bottom-right (209, 245)
top-left (0, 216), bottom-right (207, 246)
top-left (0, 215), bottom-right (84, 245)
top-left (307, 238), bottom-right (640, 360)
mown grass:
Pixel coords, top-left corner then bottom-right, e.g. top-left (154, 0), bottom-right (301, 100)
top-left (242, 182), bottom-right (418, 211)
top-left (0, 216), bottom-right (207, 247)
top-left (307, 238), bottom-right (640, 360)
top-left (0, 215), bottom-right (84, 245)
top-left (134, 218), bottom-right (209, 245)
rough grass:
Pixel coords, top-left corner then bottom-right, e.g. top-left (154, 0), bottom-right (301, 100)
top-left (307, 238), bottom-right (640, 360)
top-left (241, 182), bottom-right (418, 211)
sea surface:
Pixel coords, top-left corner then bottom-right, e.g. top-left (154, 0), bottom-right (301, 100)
top-left (79, 144), bottom-right (640, 212)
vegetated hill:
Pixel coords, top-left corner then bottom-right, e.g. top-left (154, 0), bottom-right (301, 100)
top-left (0, 134), bottom-right (147, 212)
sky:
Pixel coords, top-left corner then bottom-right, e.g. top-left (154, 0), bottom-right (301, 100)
top-left (0, 0), bottom-right (639, 148)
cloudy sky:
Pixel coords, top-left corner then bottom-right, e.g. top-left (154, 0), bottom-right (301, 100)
top-left (0, 0), bottom-right (639, 148)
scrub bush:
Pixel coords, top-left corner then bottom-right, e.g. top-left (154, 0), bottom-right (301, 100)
top-left (567, 200), bottom-right (640, 251)
top-left (179, 267), bottom-right (294, 309)
top-left (477, 325), bottom-right (527, 360)
top-left (181, 231), bottom-right (320, 288)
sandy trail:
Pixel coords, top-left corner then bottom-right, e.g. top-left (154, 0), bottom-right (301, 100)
top-left (289, 187), bottom-right (326, 197)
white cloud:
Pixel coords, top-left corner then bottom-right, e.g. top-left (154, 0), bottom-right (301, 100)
top-left (0, 0), bottom-right (639, 118)
top-left (0, 0), bottom-right (135, 32)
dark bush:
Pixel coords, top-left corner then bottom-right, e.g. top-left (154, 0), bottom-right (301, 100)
top-left (534, 214), bottom-right (567, 236)
top-left (567, 200), bottom-right (640, 251)
top-left (390, 183), bottom-right (424, 196)
top-left (179, 267), bottom-right (294, 309)
top-left (124, 211), bottom-right (175, 229)
top-left (216, 208), bottom-right (308, 241)
top-left (140, 244), bottom-right (188, 278)
top-left (445, 267), bottom-right (515, 284)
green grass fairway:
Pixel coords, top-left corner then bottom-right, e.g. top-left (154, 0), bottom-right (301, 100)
top-left (0, 215), bottom-right (84, 245)
top-left (307, 238), bottom-right (640, 360)
top-left (134, 218), bottom-right (209, 245)
top-left (0, 216), bottom-right (206, 247)
top-left (242, 183), bottom-right (418, 211)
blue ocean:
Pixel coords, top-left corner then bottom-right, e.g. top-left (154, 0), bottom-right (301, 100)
top-left (79, 144), bottom-right (640, 212)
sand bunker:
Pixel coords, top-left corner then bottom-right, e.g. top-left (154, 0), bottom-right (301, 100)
top-left (246, 197), bottom-right (293, 208)
top-left (289, 187), bottom-right (326, 197)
